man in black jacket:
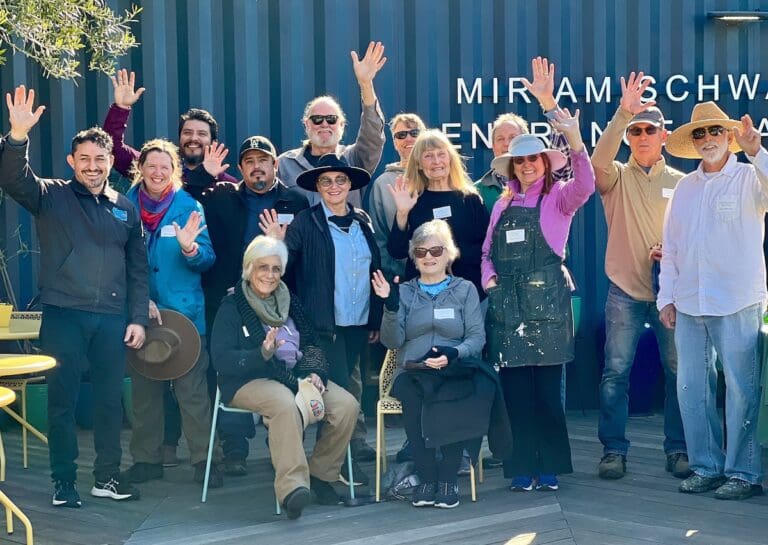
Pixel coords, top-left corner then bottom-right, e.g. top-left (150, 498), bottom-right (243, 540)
top-left (197, 136), bottom-right (309, 474)
top-left (0, 86), bottom-right (149, 508)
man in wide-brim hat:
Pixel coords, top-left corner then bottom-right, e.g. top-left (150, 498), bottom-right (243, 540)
top-left (658, 101), bottom-right (768, 500)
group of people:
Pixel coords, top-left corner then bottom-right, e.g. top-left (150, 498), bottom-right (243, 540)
top-left (0, 46), bottom-right (765, 523)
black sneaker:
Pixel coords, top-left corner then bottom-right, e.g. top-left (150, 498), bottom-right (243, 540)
top-left (411, 482), bottom-right (437, 507)
top-left (482, 456), bottom-right (503, 469)
top-left (91, 475), bottom-right (140, 501)
top-left (665, 453), bottom-right (693, 479)
top-left (598, 453), bottom-right (626, 479)
top-left (222, 457), bottom-right (247, 477)
top-left (194, 461), bottom-right (223, 489)
top-left (339, 459), bottom-right (370, 486)
top-left (125, 462), bottom-right (163, 483)
top-left (457, 452), bottom-right (472, 476)
top-left (283, 486), bottom-right (311, 519)
top-left (52, 480), bottom-right (82, 508)
top-left (310, 475), bottom-right (342, 505)
top-left (434, 481), bottom-right (460, 508)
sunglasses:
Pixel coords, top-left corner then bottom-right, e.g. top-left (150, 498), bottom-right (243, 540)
top-left (413, 246), bottom-right (445, 258)
top-left (627, 126), bottom-right (659, 136)
top-left (512, 154), bottom-right (541, 166)
top-left (394, 128), bottom-right (421, 140)
top-left (309, 114), bottom-right (339, 126)
top-left (692, 125), bottom-right (727, 140)
top-left (317, 174), bottom-right (351, 188)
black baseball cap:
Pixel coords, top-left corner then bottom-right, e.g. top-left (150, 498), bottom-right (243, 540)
top-left (238, 136), bottom-right (277, 162)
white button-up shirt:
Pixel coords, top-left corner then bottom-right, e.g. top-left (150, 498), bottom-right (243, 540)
top-left (657, 149), bottom-right (768, 316)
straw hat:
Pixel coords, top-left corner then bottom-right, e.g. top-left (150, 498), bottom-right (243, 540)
top-left (665, 102), bottom-right (742, 159)
top-left (127, 310), bottom-right (201, 380)
top-left (491, 134), bottom-right (567, 177)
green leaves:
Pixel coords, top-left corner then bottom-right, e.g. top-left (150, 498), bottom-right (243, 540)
top-left (0, 0), bottom-right (141, 79)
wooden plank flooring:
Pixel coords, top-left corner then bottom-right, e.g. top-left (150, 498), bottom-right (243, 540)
top-left (0, 412), bottom-right (766, 545)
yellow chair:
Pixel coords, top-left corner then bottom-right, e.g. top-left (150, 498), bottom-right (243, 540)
top-left (375, 349), bottom-right (477, 502)
top-left (0, 386), bottom-right (34, 544)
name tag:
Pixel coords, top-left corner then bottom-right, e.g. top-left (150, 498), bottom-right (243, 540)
top-left (277, 213), bottom-right (294, 225)
top-left (432, 206), bottom-right (452, 219)
top-left (662, 187), bottom-right (674, 199)
top-left (434, 308), bottom-right (455, 320)
top-left (160, 225), bottom-right (176, 237)
top-left (506, 229), bottom-right (525, 243)
top-left (111, 208), bottom-right (127, 222)
top-left (717, 196), bottom-right (737, 212)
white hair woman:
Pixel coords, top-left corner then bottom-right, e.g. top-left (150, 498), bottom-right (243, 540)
top-left (210, 235), bottom-right (358, 520)
top-left (373, 220), bottom-right (510, 509)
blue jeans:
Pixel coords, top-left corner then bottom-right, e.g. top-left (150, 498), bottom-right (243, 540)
top-left (599, 283), bottom-right (686, 456)
top-left (675, 304), bottom-right (763, 484)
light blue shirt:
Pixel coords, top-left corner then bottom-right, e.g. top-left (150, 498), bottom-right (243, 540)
top-left (322, 202), bottom-right (372, 326)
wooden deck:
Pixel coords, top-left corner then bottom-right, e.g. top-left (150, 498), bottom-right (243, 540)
top-left (0, 412), bottom-right (767, 545)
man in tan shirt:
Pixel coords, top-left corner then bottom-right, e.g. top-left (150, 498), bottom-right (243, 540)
top-left (591, 72), bottom-right (688, 480)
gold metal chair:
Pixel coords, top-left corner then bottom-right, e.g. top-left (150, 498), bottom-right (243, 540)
top-left (0, 386), bottom-right (34, 544)
top-left (375, 349), bottom-right (476, 502)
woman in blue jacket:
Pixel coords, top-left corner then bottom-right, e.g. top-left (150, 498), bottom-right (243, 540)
top-left (123, 139), bottom-right (222, 488)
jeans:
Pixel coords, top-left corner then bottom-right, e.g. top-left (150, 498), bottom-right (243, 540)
top-left (40, 305), bottom-right (127, 482)
top-left (599, 283), bottom-right (686, 456)
top-left (675, 304), bottom-right (763, 484)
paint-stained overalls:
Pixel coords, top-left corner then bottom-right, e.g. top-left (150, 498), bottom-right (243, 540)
top-left (486, 192), bottom-right (574, 477)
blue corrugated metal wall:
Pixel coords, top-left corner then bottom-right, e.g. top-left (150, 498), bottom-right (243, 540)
top-left (1, 0), bottom-right (767, 406)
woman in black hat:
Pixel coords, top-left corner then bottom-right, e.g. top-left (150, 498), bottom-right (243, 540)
top-left (261, 154), bottom-right (382, 484)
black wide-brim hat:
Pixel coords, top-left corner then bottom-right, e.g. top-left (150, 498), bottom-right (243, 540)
top-left (127, 310), bottom-right (201, 381)
top-left (295, 153), bottom-right (371, 192)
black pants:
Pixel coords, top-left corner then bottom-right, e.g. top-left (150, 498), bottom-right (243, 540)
top-left (319, 325), bottom-right (368, 390)
top-left (40, 304), bottom-right (127, 482)
top-left (500, 365), bottom-right (572, 477)
top-left (163, 383), bottom-right (182, 447)
top-left (392, 373), bottom-right (464, 483)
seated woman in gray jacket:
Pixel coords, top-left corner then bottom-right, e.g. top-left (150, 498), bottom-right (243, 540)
top-left (372, 219), bottom-right (488, 509)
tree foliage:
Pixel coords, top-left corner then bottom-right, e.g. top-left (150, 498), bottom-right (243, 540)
top-left (0, 0), bottom-right (141, 79)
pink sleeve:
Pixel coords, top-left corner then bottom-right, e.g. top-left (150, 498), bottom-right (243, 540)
top-left (556, 149), bottom-right (596, 216)
top-left (480, 197), bottom-right (507, 289)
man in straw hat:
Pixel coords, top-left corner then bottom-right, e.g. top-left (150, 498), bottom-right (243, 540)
top-left (591, 72), bottom-right (689, 481)
top-left (659, 101), bottom-right (767, 500)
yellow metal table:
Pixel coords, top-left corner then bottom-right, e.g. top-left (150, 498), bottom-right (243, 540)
top-left (0, 385), bottom-right (34, 544)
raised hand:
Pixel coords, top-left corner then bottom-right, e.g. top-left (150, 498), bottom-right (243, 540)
top-left (261, 326), bottom-right (285, 360)
top-left (351, 41), bottom-right (387, 87)
top-left (387, 175), bottom-right (418, 215)
top-left (551, 108), bottom-right (584, 152)
top-left (6, 86), bottom-right (45, 141)
top-left (733, 114), bottom-right (762, 157)
top-left (258, 209), bottom-right (287, 240)
top-left (111, 68), bottom-right (145, 109)
top-left (173, 211), bottom-right (207, 253)
top-left (619, 71), bottom-right (656, 115)
top-left (202, 142), bottom-right (230, 177)
top-left (522, 56), bottom-right (556, 110)
top-left (371, 269), bottom-right (391, 299)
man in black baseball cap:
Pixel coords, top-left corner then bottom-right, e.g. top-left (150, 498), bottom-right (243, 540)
top-left (197, 135), bottom-right (309, 476)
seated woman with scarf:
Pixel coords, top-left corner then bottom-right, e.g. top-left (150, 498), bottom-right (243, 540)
top-left (373, 219), bottom-right (510, 509)
top-left (211, 235), bottom-right (358, 520)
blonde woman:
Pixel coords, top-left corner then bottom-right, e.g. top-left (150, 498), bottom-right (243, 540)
top-left (387, 130), bottom-right (490, 299)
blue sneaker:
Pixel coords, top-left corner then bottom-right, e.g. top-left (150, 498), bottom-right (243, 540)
top-left (509, 475), bottom-right (535, 492)
top-left (536, 474), bottom-right (559, 491)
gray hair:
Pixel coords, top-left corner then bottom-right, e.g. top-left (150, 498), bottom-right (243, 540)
top-left (408, 219), bottom-right (460, 264)
top-left (242, 236), bottom-right (288, 280)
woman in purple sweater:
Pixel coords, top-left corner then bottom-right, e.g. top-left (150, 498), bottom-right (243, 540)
top-left (481, 108), bottom-right (595, 492)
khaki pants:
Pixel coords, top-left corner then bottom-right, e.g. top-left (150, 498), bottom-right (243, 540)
top-left (231, 379), bottom-right (357, 503)
top-left (129, 347), bottom-right (215, 466)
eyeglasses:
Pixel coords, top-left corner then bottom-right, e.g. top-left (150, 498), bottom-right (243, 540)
top-left (412, 246), bottom-right (445, 258)
top-left (394, 129), bottom-right (421, 140)
top-left (627, 126), bottom-right (659, 136)
top-left (308, 114), bottom-right (339, 126)
top-left (317, 175), bottom-right (351, 188)
top-left (692, 126), bottom-right (727, 140)
top-left (256, 263), bottom-right (282, 275)
top-left (512, 154), bottom-right (541, 166)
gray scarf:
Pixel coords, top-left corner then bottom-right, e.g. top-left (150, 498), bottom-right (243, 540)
top-left (242, 279), bottom-right (290, 327)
